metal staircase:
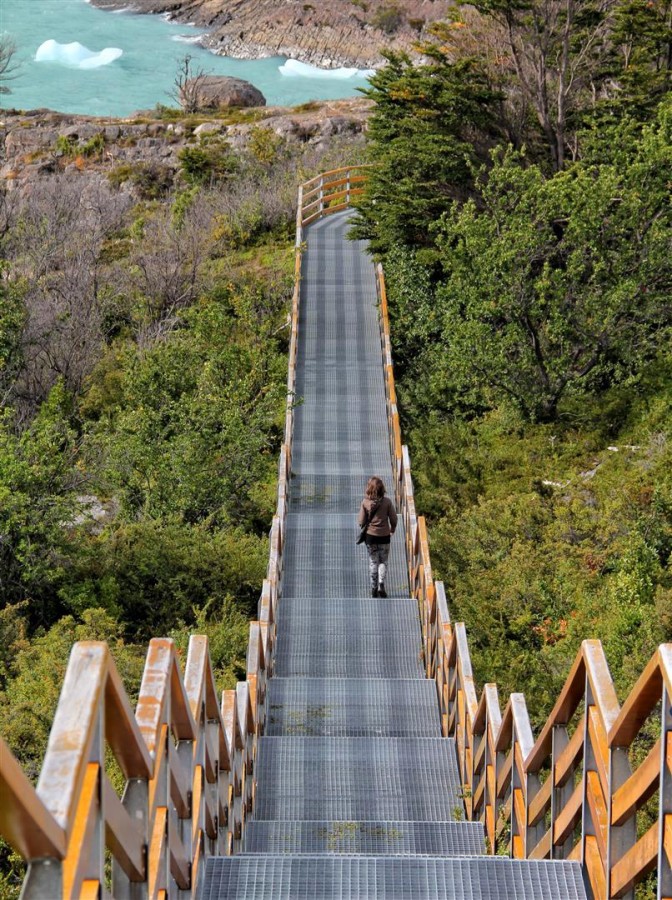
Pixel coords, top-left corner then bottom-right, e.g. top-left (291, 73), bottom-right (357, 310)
top-left (199, 213), bottom-right (588, 898)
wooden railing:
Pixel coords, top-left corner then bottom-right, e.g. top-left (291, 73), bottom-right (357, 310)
top-left (0, 165), bottom-right (306, 900)
top-left (375, 261), bottom-right (672, 899)
top-left (300, 165), bottom-right (371, 226)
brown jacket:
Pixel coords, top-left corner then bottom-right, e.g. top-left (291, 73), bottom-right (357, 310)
top-left (358, 496), bottom-right (398, 537)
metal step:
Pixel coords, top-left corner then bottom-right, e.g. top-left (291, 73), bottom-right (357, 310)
top-left (289, 475), bottom-right (387, 513)
top-left (243, 821), bottom-right (485, 856)
top-left (281, 521), bottom-right (409, 600)
top-left (254, 738), bottom-right (462, 821)
top-left (295, 364), bottom-right (387, 400)
top-left (200, 856), bottom-right (588, 899)
top-left (273, 624), bottom-right (423, 678)
top-left (290, 443), bottom-right (392, 474)
top-left (266, 678), bottom-right (440, 737)
top-left (276, 596), bottom-right (418, 627)
top-left (293, 418), bottom-right (391, 449)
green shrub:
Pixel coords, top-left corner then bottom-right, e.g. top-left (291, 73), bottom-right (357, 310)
top-left (108, 162), bottom-right (174, 199)
top-left (179, 138), bottom-right (237, 185)
top-left (54, 134), bottom-right (77, 156)
top-left (81, 132), bottom-right (105, 157)
top-left (371, 4), bottom-right (403, 33)
top-left (247, 126), bottom-right (287, 165)
top-left (59, 522), bottom-right (268, 639)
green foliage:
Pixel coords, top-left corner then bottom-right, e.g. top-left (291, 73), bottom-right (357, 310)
top-left (0, 271), bottom-right (24, 396)
top-left (81, 132), bottom-right (105, 157)
top-left (95, 286), bottom-right (286, 528)
top-left (247, 126), bottom-right (287, 166)
top-left (0, 839), bottom-right (23, 900)
top-left (0, 382), bottom-right (79, 624)
top-left (431, 113), bottom-right (672, 421)
top-left (0, 608), bottom-right (145, 777)
top-left (351, 50), bottom-right (501, 253)
top-left (360, 3), bottom-right (672, 731)
top-left (54, 132), bottom-right (104, 159)
top-left (371, 4), bottom-right (403, 33)
top-left (170, 598), bottom-right (250, 690)
top-left (59, 521), bottom-right (267, 639)
top-left (408, 381), bottom-right (672, 722)
top-left (108, 162), bottom-right (174, 199)
top-left (178, 138), bottom-right (238, 185)
top-left (601, 0), bottom-right (672, 122)
top-left (54, 134), bottom-right (77, 156)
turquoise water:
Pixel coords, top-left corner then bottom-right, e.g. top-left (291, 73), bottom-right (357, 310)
top-left (0, 0), bottom-right (371, 116)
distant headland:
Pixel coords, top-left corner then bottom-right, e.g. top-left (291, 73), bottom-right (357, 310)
top-left (89, 0), bottom-right (452, 69)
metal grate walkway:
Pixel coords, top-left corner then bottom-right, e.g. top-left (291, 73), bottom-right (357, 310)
top-left (265, 678), bottom-right (441, 737)
top-left (202, 857), bottom-right (587, 899)
top-left (201, 212), bottom-right (587, 898)
top-left (243, 821), bottom-right (487, 856)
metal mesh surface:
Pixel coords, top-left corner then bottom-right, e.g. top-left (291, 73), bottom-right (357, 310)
top-left (253, 738), bottom-right (462, 821)
top-left (294, 365), bottom-right (387, 400)
top-left (243, 821), bottom-right (485, 856)
top-left (289, 475), bottom-right (386, 513)
top-left (281, 519), bottom-right (409, 600)
top-left (201, 857), bottom-right (587, 899)
top-left (273, 632), bottom-right (424, 678)
top-left (276, 596), bottom-right (419, 627)
top-left (266, 678), bottom-right (440, 737)
top-left (200, 213), bottom-right (589, 900)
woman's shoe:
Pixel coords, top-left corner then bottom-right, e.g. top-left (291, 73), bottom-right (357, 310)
top-left (371, 586), bottom-right (379, 597)
top-left (378, 585), bottom-right (387, 598)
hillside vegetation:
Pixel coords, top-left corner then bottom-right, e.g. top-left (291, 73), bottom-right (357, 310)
top-left (0, 118), bottom-right (362, 895)
top-left (353, 0), bottom-right (672, 724)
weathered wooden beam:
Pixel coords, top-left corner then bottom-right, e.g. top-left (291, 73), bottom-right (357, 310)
top-left (0, 733), bottom-right (66, 861)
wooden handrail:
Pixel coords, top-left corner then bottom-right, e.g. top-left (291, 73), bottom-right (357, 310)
top-left (299, 165), bottom-right (372, 226)
top-left (0, 733), bottom-right (66, 861)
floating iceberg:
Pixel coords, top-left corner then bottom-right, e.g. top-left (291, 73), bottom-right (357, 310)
top-left (35, 40), bottom-right (123, 70)
top-left (279, 59), bottom-right (374, 80)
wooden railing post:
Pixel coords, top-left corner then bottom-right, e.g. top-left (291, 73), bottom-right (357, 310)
top-left (658, 685), bottom-right (672, 898)
top-left (607, 740), bottom-right (636, 900)
top-left (551, 724), bottom-right (573, 859)
top-left (112, 776), bottom-right (149, 900)
top-left (525, 762), bottom-right (544, 863)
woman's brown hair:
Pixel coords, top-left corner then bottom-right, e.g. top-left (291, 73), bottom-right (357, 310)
top-left (365, 476), bottom-right (386, 500)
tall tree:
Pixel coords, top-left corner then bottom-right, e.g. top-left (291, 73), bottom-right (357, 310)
top-left (432, 106), bottom-right (672, 421)
top-left (606, 0), bottom-right (672, 117)
top-left (447, 0), bottom-right (617, 170)
top-left (351, 50), bottom-right (501, 254)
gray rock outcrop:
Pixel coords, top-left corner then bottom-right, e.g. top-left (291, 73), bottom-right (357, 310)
top-left (90, 0), bottom-right (452, 69)
top-left (183, 76), bottom-right (266, 110)
top-left (0, 98), bottom-right (371, 191)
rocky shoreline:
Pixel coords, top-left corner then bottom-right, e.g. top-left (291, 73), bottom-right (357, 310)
top-left (0, 98), bottom-right (372, 191)
top-left (89, 0), bottom-right (451, 69)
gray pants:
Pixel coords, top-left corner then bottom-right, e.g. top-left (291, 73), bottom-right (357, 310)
top-left (366, 542), bottom-right (390, 588)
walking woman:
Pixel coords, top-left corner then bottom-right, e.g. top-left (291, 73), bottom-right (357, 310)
top-left (358, 476), bottom-right (397, 597)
